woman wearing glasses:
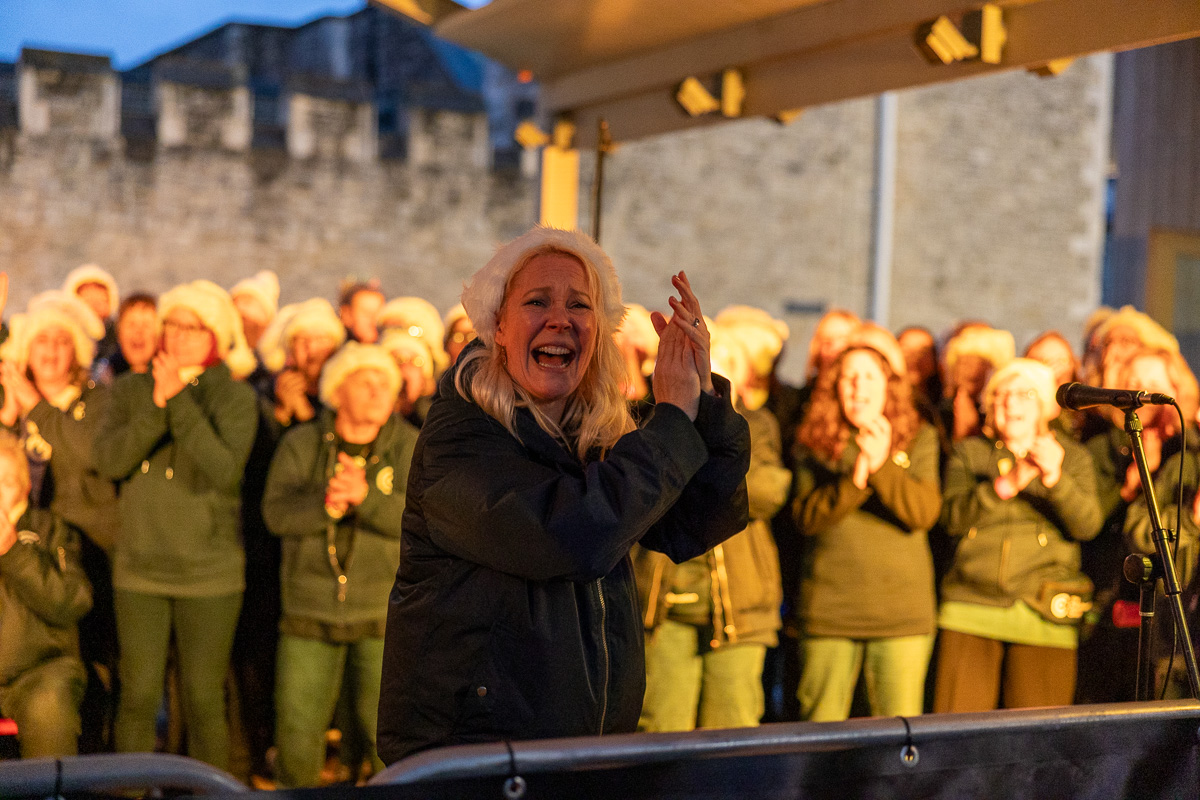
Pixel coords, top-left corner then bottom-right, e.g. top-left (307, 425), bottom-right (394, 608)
top-left (95, 280), bottom-right (258, 769)
top-left (935, 358), bottom-right (1102, 711)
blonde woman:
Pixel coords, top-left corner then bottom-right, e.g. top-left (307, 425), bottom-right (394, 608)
top-left (936, 359), bottom-right (1102, 711)
top-left (377, 227), bottom-right (750, 761)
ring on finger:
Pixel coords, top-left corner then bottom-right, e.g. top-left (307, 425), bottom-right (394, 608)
top-left (692, 317), bottom-right (701, 328)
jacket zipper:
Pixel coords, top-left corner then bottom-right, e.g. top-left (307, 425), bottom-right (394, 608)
top-left (712, 544), bottom-right (738, 644)
top-left (596, 577), bottom-right (609, 735)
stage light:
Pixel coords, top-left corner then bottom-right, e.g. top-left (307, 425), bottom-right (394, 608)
top-left (1031, 58), bottom-right (1075, 77)
top-left (676, 77), bottom-right (720, 117)
top-left (972, 4), bottom-right (1006, 65)
top-left (514, 120), bottom-right (549, 149)
top-left (552, 119), bottom-right (575, 150)
top-left (721, 69), bottom-right (745, 118)
top-left (921, 16), bottom-right (978, 64)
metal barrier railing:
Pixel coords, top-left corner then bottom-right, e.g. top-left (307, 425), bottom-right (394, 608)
top-left (0, 752), bottom-right (247, 797)
top-left (371, 700), bottom-right (1200, 799)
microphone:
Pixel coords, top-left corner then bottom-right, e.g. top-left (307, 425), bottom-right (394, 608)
top-left (1056, 382), bottom-right (1174, 411)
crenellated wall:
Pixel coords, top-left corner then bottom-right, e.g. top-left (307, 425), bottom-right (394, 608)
top-left (0, 45), bottom-right (538, 317)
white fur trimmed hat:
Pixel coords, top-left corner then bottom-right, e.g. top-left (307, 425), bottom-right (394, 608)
top-left (715, 305), bottom-right (790, 342)
top-left (1, 290), bottom-right (105, 372)
top-left (62, 264), bottom-right (119, 318)
top-left (443, 302), bottom-right (469, 330)
top-left (257, 299), bottom-right (346, 373)
top-left (462, 226), bottom-right (626, 349)
top-left (158, 280), bottom-right (257, 379)
top-left (380, 328), bottom-right (436, 381)
top-left (983, 357), bottom-right (1059, 423)
top-left (318, 341), bottom-right (402, 409)
top-left (1096, 305), bottom-right (1179, 353)
top-left (230, 270), bottom-right (281, 322)
top-left (377, 296), bottom-right (449, 372)
top-left (945, 326), bottom-right (1016, 374)
top-left (615, 303), bottom-right (659, 377)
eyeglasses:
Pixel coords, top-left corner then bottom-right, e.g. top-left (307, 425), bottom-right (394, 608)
top-left (162, 319), bottom-right (210, 336)
top-left (993, 388), bottom-right (1038, 403)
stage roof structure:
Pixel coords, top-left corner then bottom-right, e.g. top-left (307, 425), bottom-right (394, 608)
top-left (374, 0), bottom-right (1200, 229)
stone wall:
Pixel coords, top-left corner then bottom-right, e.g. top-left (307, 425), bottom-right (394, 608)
top-left (0, 53), bottom-right (538, 319)
top-left (585, 55), bottom-right (1112, 383)
top-left (0, 47), bottom-right (1111, 387)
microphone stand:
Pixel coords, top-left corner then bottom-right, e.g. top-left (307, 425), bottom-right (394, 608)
top-left (1124, 405), bottom-right (1200, 699)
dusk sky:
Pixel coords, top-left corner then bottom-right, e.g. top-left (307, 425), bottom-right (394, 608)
top-left (1, 0), bottom-right (491, 69)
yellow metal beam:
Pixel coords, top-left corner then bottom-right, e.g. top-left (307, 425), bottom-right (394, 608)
top-left (539, 120), bottom-right (579, 228)
top-left (537, 0), bottom-right (1200, 147)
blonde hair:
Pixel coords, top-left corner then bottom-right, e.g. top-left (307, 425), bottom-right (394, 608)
top-left (457, 232), bottom-right (635, 461)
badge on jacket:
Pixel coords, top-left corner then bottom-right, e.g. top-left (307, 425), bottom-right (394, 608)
top-left (376, 466), bottom-right (394, 496)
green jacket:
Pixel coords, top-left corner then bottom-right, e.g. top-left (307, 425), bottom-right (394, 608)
top-left (263, 410), bottom-right (418, 634)
top-left (0, 506), bottom-right (91, 687)
top-left (793, 423), bottom-right (942, 639)
top-left (940, 432), bottom-right (1102, 611)
top-left (95, 363), bottom-right (257, 597)
top-left (24, 380), bottom-right (120, 553)
top-left (1126, 449), bottom-right (1200, 589)
top-left (634, 405), bottom-right (788, 647)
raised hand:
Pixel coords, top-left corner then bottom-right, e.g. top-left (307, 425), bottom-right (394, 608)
top-left (1027, 433), bottom-right (1065, 488)
top-left (664, 272), bottom-right (713, 394)
top-left (995, 457), bottom-right (1039, 500)
top-left (650, 315), bottom-right (700, 422)
top-left (274, 369), bottom-right (315, 424)
top-left (151, 351), bottom-right (186, 408)
top-left (1, 361), bottom-right (40, 416)
top-left (326, 452), bottom-right (369, 514)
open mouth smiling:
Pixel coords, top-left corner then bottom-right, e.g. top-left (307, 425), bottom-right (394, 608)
top-left (533, 345), bottom-right (576, 370)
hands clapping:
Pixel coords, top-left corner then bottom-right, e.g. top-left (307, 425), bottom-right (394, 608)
top-left (326, 452), bottom-right (369, 516)
top-left (151, 351), bottom-right (187, 408)
top-left (0, 361), bottom-right (40, 427)
top-left (649, 272), bottom-right (711, 422)
top-left (994, 433), bottom-right (1064, 499)
top-left (852, 415), bottom-right (892, 489)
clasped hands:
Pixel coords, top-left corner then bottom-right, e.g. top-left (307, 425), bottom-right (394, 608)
top-left (648, 272), bottom-right (712, 422)
top-left (326, 452), bottom-right (369, 517)
top-left (994, 434), bottom-right (1064, 500)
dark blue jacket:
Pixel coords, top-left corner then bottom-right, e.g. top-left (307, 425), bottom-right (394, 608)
top-left (378, 366), bottom-right (749, 763)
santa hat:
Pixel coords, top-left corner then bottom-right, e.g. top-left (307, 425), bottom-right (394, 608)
top-left (0, 290), bottom-right (105, 372)
top-left (944, 326), bottom-right (1015, 374)
top-left (62, 264), bottom-right (120, 317)
top-left (158, 280), bottom-right (257, 379)
top-left (717, 320), bottom-right (784, 379)
top-left (715, 305), bottom-right (790, 343)
top-left (444, 302), bottom-right (470, 330)
top-left (847, 322), bottom-right (907, 378)
top-left (462, 226), bottom-right (625, 349)
top-left (709, 327), bottom-right (750, 392)
top-left (983, 357), bottom-right (1058, 424)
top-left (378, 296), bottom-right (449, 372)
top-left (230, 270), bottom-right (281, 323)
top-left (380, 328), bottom-right (437, 381)
top-left (318, 342), bottom-right (402, 409)
top-left (257, 298), bottom-right (346, 373)
top-left (1096, 306), bottom-right (1179, 353)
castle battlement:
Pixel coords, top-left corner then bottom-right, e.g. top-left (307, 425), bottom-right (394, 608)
top-left (3, 6), bottom-right (538, 173)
